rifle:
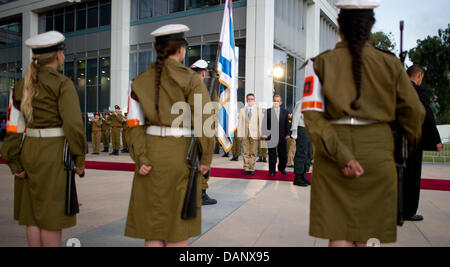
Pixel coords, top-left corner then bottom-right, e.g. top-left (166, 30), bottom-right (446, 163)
top-left (63, 141), bottom-right (85, 216)
top-left (182, 138), bottom-right (201, 220)
top-left (394, 20), bottom-right (409, 227)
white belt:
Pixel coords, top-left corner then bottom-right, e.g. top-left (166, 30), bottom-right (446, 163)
top-left (26, 128), bottom-right (65, 138)
top-left (146, 126), bottom-right (193, 137)
top-left (329, 117), bottom-right (379, 126)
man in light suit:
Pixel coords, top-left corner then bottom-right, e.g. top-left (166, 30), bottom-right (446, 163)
top-left (238, 94), bottom-right (263, 175)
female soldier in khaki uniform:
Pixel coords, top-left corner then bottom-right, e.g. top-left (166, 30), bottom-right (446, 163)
top-left (124, 24), bottom-right (214, 247)
top-left (89, 112), bottom-right (102, 154)
top-left (304, 1), bottom-right (425, 246)
top-left (0, 31), bottom-right (87, 247)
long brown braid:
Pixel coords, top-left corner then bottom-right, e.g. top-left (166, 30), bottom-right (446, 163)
top-left (338, 9), bottom-right (375, 110)
top-left (153, 39), bottom-right (187, 125)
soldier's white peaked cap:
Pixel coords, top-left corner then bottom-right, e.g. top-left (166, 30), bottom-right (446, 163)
top-left (25, 31), bottom-right (65, 54)
top-left (335, 0), bottom-right (380, 9)
top-left (151, 24), bottom-right (190, 43)
top-left (191, 59), bottom-right (209, 70)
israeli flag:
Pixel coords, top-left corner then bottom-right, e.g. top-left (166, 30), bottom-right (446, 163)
top-left (217, 0), bottom-right (239, 152)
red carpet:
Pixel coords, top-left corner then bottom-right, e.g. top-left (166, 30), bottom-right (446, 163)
top-left (1, 157), bottom-right (449, 191)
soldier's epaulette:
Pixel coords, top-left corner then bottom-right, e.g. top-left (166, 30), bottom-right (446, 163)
top-left (375, 47), bottom-right (396, 57)
top-left (298, 50), bottom-right (331, 70)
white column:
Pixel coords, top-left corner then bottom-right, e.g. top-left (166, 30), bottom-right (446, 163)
top-left (305, 1), bottom-right (321, 59)
top-left (245, 0), bottom-right (275, 109)
top-left (22, 9), bottom-right (38, 77)
top-left (110, 0), bottom-right (130, 110)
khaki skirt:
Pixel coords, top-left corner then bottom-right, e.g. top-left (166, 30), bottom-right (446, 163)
top-left (16, 136), bottom-right (76, 231)
top-left (125, 135), bottom-right (202, 242)
top-left (309, 123), bottom-right (397, 243)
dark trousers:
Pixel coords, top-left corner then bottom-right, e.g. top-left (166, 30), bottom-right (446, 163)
top-left (294, 126), bottom-right (312, 175)
top-left (268, 139), bottom-right (287, 173)
top-left (402, 147), bottom-right (424, 218)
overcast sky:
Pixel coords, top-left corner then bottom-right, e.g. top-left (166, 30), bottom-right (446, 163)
top-left (372, 0), bottom-right (449, 63)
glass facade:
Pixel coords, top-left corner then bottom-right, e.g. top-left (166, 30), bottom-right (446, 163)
top-left (0, 18), bottom-right (22, 45)
top-left (273, 47), bottom-right (303, 113)
top-left (132, 0), bottom-right (241, 21)
top-left (0, 62), bottom-right (22, 119)
top-left (67, 57), bottom-right (111, 114)
top-left (65, 57), bottom-right (110, 139)
top-left (42, 0), bottom-right (111, 34)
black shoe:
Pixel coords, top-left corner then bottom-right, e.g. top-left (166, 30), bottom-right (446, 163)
top-left (257, 157), bottom-right (263, 162)
top-left (242, 171), bottom-right (250, 175)
top-left (262, 158), bottom-right (267, 163)
top-left (222, 153), bottom-right (230, 158)
top-left (280, 170), bottom-right (287, 175)
top-left (294, 174), bottom-right (309, 187)
top-left (404, 215), bottom-right (424, 222)
top-left (269, 172), bottom-right (276, 177)
top-left (110, 150), bottom-right (119, 156)
top-left (302, 175), bottom-right (311, 185)
top-left (121, 148), bottom-right (129, 153)
top-left (231, 156), bottom-right (239, 161)
top-left (202, 191), bottom-right (218, 206)
top-left (249, 171), bottom-right (255, 176)
top-left (102, 148), bottom-right (109, 153)
top-left (287, 165), bottom-right (294, 168)
top-left (92, 152), bottom-right (100, 155)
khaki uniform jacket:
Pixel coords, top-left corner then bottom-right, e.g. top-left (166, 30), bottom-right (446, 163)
top-left (128, 58), bottom-right (215, 168)
top-left (102, 117), bottom-right (111, 131)
top-left (89, 119), bottom-right (102, 131)
top-left (305, 41), bottom-right (426, 169)
top-left (109, 113), bottom-right (123, 128)
top-left (1, 67), bottom-right (87, 171)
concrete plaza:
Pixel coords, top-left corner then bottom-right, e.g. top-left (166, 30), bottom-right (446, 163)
top-left (0, 150), bottom-right (449, 247)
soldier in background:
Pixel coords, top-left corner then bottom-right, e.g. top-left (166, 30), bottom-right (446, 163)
top-left (230, 129), bottom-right (241, 161)
top-left (121, 113), bottom-right (129, 154)
top-left (190, 59), bottom-right (217, 205)
top-left (109, 105), bottom-right (123, 156)
top-left (101, 112), bottom-right (111, 153)
top-left (89, 112), bottom-right (103, 155)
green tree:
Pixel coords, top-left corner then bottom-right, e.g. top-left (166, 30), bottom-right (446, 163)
top-left (409, 24), bottom-right (450, 124)
top-left (370, 31), bottom-right (396, 52)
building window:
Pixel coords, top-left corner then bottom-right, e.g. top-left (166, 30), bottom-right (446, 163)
top-left (99, 0), bottom-right (111, 26)
top-left (0, 18), bottom-right (22, 45)
top-left (41, 0), bottom-right (111, 34)
top-left (76, 4), bottom-right (87, 31)
top-left (132, 0), bottom-right (242, 21)
top-left (273, 47), bottom-right (298, 113)
top-left (169, 0), bottom-right (185, 13)
top-left (99, 57), bottom-right (110, 112)
top-left (65, 6), bottom-right (75, 33)
top-left (140, 0), bottom-right (153, 19)
top-left (87, 2), bottom-right (99, 29)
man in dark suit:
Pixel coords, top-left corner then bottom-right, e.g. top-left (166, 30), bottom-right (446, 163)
top-left (262, 95), bottom-right (291, 177)
top-left (403, 65), bottom-right (443, 222)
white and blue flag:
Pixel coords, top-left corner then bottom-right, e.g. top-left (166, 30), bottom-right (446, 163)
top-left (217, 0), bottom-right (239, 152)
